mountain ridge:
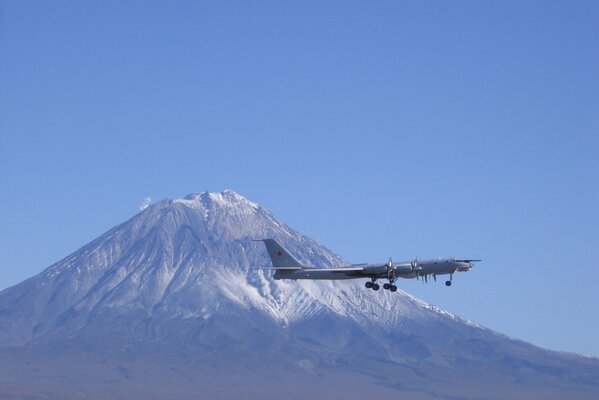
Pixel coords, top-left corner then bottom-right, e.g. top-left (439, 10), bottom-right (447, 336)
top-left (0, 190), bottom-right (597, 399)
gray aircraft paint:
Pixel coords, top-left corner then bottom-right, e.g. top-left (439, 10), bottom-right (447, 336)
top-left (257, 239), bottom-right (477, 286)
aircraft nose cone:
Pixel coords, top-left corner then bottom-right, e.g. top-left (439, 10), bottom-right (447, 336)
top-left (457, 262), bottom-right (472, 271)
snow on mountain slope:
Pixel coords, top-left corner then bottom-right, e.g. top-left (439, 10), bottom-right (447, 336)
top-left (0, 190), bottom-right (442, 341)
top-left (0, 190), bottom-right (597, 400)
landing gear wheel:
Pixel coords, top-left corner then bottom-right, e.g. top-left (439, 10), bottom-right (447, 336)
top-left (372, 283), bottom-right (380, 291)
top-left (445, 280), bottom-right (452, 287)
top-left (383, 283), bottom-right (390, 290)
top-left (390, 285), bottom-right (398, 292)
top-left (365, 281), bottom-right (373, 289)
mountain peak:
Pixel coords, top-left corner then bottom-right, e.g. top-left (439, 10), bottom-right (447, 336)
top-left (173, 189), bottom-right (260, 214)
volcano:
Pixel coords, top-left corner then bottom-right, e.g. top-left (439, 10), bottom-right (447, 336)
top-left (0, 190), bottom-right (597, 399)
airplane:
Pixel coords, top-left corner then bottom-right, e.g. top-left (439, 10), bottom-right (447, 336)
top-left (255, 239), bottom-right (480, 292)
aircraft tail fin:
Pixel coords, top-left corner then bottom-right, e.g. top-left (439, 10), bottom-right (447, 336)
top-left (254, 239), bottom-right (304, 269)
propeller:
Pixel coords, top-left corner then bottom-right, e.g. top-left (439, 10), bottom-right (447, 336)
top-left (386, 257), bottom-right (394, 280)
top-left (410, 257), bottom-right (419, 271)
top-left (411, 257), bottom-right (421, 280)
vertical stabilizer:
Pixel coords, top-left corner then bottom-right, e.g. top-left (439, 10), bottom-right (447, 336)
top-left (255, 239), bottom-right (304, 268)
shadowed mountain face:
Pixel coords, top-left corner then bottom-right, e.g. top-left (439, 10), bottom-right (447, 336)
top-left (0, 190), bottom-right (597, 400)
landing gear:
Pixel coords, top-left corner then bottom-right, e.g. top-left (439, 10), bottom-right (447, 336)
top-left (366, 278), bottom-right (396, 292)
top-left (366, 279), bottom-right (380, 291)
top-left (445, 273), bottom-right (453, 286)
top-left (383, 283), bottom-right (398, 292)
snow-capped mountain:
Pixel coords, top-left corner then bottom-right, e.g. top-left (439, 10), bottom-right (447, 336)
top-left (0, 190), bottom-right (597, 400)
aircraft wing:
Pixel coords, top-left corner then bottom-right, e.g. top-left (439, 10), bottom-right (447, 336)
top-left (308, 267), bottom-right (365, 273)
top-left (305, 265), bottom-right (388, 278)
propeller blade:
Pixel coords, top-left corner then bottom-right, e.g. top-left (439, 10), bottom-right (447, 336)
top-left (386, 257), bottom-right (394, 280)
top-left (410, 258), bottom-right (419, 271)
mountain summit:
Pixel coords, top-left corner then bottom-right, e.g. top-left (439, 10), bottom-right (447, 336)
top-left (0, 190), bottom-right (597, 400)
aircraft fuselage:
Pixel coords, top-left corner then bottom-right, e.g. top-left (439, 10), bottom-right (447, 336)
top-left (257, 239), bottom-right (479, 292)
top-left (274, 258), bottom-right (472, 280)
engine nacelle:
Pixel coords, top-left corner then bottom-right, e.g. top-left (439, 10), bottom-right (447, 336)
top-left (393, 264), bottom-right (414, 273)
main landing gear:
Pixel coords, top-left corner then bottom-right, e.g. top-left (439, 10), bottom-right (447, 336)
top-left (445, 273), bottom-right (453, 287)
top-left (383, 283), bottom-right (398, 292)
top-left (365, 279), bottom-right (397, 292)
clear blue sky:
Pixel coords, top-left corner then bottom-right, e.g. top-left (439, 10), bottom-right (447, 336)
top-left (1, 1), bottom-right (598, 356)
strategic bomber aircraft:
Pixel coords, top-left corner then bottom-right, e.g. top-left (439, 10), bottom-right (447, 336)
top-left (256, 239), bottom-right (480, 292)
